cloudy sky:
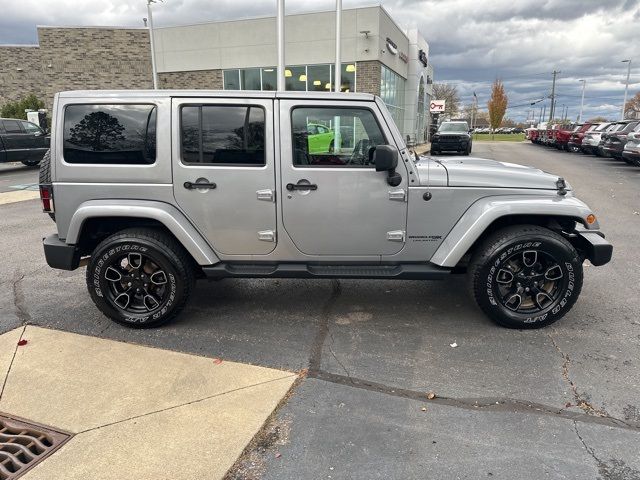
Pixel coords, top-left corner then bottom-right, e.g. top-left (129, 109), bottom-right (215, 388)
top-left (1, 0), bottom-right (638, 122)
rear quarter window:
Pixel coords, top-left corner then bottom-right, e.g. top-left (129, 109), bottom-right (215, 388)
top-left (63, 104), bottom-right (157, 164)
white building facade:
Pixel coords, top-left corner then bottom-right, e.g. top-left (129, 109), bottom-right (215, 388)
top-left (153, 6), bottom-right (434, 143)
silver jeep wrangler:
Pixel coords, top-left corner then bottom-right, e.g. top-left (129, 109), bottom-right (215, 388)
top-left (40, 90), bottom-right (612, 329)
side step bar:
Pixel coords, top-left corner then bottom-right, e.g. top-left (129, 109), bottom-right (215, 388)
top-left (202, 263), bottom-right (452, 280)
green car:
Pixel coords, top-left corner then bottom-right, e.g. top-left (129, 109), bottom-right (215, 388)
top-left (306, 123), bottom-right (335, 154)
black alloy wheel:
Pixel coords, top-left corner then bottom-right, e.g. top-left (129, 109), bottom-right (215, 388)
top-left (86, 228), bottom-right (194, 327)
top-left (468, 225), bottom-right (583, 328)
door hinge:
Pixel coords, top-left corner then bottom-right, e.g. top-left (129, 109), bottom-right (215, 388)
top-left (258, 230), bottom-right (276, 242)
top-left (388, 189), bottom-right (407, 202)
top-left (256, 189), bottom-right (275, 202)
top-left (387, 230), bottom-right (406, 242)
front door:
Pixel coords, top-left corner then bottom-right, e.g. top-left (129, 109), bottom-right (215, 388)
top-left (279, 100), bottom-right (408, 256)
top-left (172, 98), bottom-right (277, 256)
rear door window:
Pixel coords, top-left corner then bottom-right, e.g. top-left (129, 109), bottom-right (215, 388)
top-left (2, 120), bottom-right (23, 134)
top-left (63, 104), bottom-right (157, 164)
top-left (180, 105), bottom-right (265, 166)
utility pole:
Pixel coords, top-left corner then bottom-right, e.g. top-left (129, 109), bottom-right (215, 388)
top-left (549, 70), bottom-right (560, 122)
top-left (147, 0), bottom-right (159, 89)
top-left (578, 79), bottom-right (586, 123)
top-left (621, 59), bottom-right (632, 120)
top-left (542, 104), bottom-right (546, 124)
top-left (276, 0), bottom-right (285, 91)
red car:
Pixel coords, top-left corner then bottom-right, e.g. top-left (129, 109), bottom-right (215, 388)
top-left (553, 123), bottom-right (577, 151)
top-left (567, 123), bottom-right (597, 153)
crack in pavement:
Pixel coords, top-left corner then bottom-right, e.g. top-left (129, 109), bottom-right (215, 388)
top-left (308, 279), bottom-right (341, 373)
top-left (548, 332), bottom-right (609, 417)
top-left (307, 369), bottom-right (640, 432)
top-left (12, 270), bottom-right (32, 325)
top-left (0, 325), bottom-right (27, 402)
top-left (574, 420), bottom-right (608, 474)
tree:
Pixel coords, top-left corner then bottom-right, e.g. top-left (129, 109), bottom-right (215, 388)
top-left (624, 91), bottom-right (640, 119)
top-left (0, 94), bottom-right (45, 120)
top-left (487, 79), bottom-right (508, 138)
top-left (68, 112), bottom-right (125, 151)
top-left (586, 116), bottom-right (609, 123)
top-left (432, 83), bottom-right (460, 119)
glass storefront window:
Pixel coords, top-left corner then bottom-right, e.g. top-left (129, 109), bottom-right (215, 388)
top-left (380, 65), bottom-right (405, 132)
top-left (223, 64), bottom-right (357, 93)
top-left (223, 70), bottom-right (240, 90)
top-left (261, 68), bottom-right (276, 91)
top-left (240, 68), bottom-right (261, 90)
top-left (307, 64), bottom-right (331, 92)
top-left (286, 66), bottom-right (307, 91)
top-left (341, 64), bottom-right (355, 92)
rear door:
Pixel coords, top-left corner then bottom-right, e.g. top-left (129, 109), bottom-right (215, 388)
top-left (1, 119), bottom-right (26, 162)
top-left (172, 98), bottom-right (277, 256)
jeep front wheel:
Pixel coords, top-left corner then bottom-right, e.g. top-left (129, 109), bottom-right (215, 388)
top-left (468, 225), bottom-right (583, 329)
top-left (86, 228), bottom-right (194, 328)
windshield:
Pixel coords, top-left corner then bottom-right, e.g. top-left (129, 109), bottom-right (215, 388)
top-left (438, 122), bottom-right (468, 133)
top-left (595, 123), bottom-right (611, 131)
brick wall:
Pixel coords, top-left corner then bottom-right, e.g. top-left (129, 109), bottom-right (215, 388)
top-left (159, 70), bottom-right (223, 90)
top-left (356, 60), bottom-right (381, 96)
top-left (0, 27), bottom-right (153, 113)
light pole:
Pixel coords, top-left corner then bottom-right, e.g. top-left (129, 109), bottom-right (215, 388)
top-left (578, 79), bottom-right (586, 123)
top-left (621, 59), bottom-right (632, 120)
top-left (147, 0), bottom-right (160, 89)
top-left (334, 0), bottom-right (342, 92)
top-left (276, 0), bottom-right (285, 91)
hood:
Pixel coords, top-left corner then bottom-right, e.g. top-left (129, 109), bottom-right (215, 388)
top-left (420, 156), bottom-right (568, 190)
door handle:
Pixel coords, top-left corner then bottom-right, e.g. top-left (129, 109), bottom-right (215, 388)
top-left (184, 181), bottom-right (216, 190)
top-left (286, 183), bottom-right (318, 191)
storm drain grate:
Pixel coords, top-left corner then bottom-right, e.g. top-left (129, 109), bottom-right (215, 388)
top-left (0, 414), bottom-right (71, 480)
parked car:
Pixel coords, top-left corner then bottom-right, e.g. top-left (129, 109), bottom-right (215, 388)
top-left (602, 120), bottom-right (640, 160)
top-left (430, 121), bottom-right (472, 155)
top-left (0, 117), bottom-right (50, 166)
top-left (40, 90), bottom-right (611, 330)
top-left (581, 122), bottom-right (614, 155)
top-left (567, 123), bottom-right (597, 153)
top-left (554, 123), bottom-right (577, 151)
top-left (622, 124), bottom-right (640, 166)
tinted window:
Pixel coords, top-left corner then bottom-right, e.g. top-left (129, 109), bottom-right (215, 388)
top-left (3, 120), bottom-right (22, 133)
top-left (21, 121), bottom-right (42, 134)
top-left (63, 104), bottom-right (156, 164)
top-left (181, 105), bottom-right (265, 166)
top-left (291, 107), bottom-right (386, 167)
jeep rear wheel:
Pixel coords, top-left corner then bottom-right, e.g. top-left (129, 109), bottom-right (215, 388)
top-left (86, 228), bottom-right (194, 328)
top-left (468, 225), bottom-right (583, 329)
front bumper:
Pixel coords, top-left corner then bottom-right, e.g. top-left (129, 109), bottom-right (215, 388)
top-left (43, 234), bottom-right (80, 270)
top-left (574, 231), bottom-right (613, 267)
top-left (622, 149), bottom-right (640, 163)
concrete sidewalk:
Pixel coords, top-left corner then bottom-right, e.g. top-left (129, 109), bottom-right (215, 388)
top-left (0, 326), bottom-right (297, 479)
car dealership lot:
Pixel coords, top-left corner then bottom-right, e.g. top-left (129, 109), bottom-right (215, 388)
top-left (1, 142), bottom-right (639, 479)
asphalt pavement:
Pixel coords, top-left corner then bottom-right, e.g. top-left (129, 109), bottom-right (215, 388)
top-left (0, 161), bottom-right (39, 193)
top-left (1, 142), bottom-right (639, 479)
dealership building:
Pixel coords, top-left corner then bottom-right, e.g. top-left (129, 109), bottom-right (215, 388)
top-left (0, 5), bottom-right (434, 143)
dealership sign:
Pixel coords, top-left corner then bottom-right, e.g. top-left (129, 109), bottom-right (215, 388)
top-left (429, 100), bottom-right (445, 113)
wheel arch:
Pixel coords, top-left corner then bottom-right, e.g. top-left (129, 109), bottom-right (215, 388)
top-left (66, 200), bottom-right (220, 266)
top-left (430, 195), bottom-right (598, 268)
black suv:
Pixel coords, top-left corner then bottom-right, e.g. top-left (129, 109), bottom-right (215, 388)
top-left (430, 121), bottom-right (472, 155)
top-left (0, 117), bottom-right (50, 166)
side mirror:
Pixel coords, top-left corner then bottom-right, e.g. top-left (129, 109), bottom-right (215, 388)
top-left (373, 145), bottom-right (402, 187)
top-left (374, 145), bottom-right (398, 172)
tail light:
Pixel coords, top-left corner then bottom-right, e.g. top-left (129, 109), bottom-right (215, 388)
top-left (39, 184), bottom-right (54, 213)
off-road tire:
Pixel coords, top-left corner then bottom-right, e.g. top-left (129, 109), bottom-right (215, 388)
top-left (467, 225), bottom-right (583, 329)
top-left (38, 149), bottom-right (55, 221)
top-left (86, 228), bottom-right (195, 328)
